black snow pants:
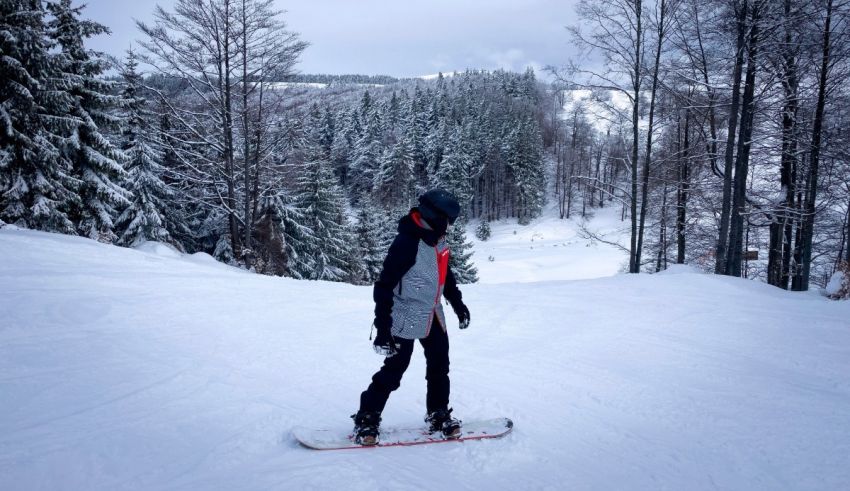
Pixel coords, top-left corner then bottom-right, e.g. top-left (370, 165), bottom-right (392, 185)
top-left (359, 319), bottom-right (450, 414)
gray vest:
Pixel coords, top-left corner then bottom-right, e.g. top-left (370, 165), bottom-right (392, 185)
top-left (390, 238), bottom-right (449, 339)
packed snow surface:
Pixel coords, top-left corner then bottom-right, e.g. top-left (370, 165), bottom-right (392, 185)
top-left (2, 214), bottom-right (849, 490)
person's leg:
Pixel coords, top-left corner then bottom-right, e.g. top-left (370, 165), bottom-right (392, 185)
top-left (359, 338), bottom-right (415, 413)
top-left (420, 320), bottom-right (450, 413)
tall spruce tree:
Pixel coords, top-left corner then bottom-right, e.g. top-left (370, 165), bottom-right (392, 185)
top-left (0, 0), bottom-right (78, 232)
top-left (447, 215), bottom-right (478, 284)
top-left (48, 0), bottom-right (128, 241)
top-left (374, 127), bottom-right (416, 209)
top-left (505, 116), bottom-right (544, 224)
top-left (114, 51), bottom-right (178, 248)
top-left (255, 191), bottom-right (312, 277)
top-left (353, 199), bottom-right (387, 284)
top-left (350, 103), bottom-right (383, 199)
top-left (294, 140), bottom-right (357, 282)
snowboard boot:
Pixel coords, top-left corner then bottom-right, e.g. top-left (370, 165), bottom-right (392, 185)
top-left (425, 408), bottom-right (462, 439)
top-left (351, 410), bottom-right (381, 446)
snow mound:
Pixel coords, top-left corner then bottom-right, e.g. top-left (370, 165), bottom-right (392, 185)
top-left (826, 271), bottom-right (843, 296)
top-left (133, 240), bottom-right (182, 258)
top-left (0, 219), bottom-right (19, 231)
top-left (656, 264), bottom-right (702, 275)
top-left (825, 267), bottom-right (849, 300)
top-left (187, 251), bottom-right (218, 264)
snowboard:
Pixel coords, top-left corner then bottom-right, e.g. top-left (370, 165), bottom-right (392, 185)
top-left (293, 417), bottom-right (513, 450)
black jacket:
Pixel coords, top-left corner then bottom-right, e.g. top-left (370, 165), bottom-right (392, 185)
top-left (373, 210), bottom-right (464, 335)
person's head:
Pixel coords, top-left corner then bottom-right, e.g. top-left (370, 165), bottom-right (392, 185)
top-left (418, 188), bottom-right (460, 235)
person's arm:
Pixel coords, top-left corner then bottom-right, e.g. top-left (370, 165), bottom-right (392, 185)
top-left (443, 267), bottom-right (470, 329)
top-left (373, 233), bottom-right (418, 329)
top-left (443, 267), bottom-right (464, 312)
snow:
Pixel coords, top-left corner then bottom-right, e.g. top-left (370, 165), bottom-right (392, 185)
top-left (2, 214), bottom-right (850, 490)
top-left (826, 270), bottom-right (844, 297)
top-left (656, 263), bottom-right (702, 275)
top-left (266, 82), bottom-right (386, 90)
top-left (469, 206), bottom-right (627, 283)
top-left (561, 89), bottom-right (645, 134)
top-left (266, 81), bottom-right (329, 90)
top-left (133, 241), bottom-right (182, 259)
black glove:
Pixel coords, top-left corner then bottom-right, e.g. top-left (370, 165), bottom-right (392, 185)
top-left (455, 303), bottom-right (470, 329)
top-left (372, 319), bottom-right (400, 357)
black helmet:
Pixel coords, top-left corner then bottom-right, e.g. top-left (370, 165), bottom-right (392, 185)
top-left (418, 189), bottom-right (460, 233)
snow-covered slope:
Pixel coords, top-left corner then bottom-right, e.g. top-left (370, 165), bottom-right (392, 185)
top-left (470, 206), bottom-right (627, 283)
top-left (1, 218), bottom-right (849, 490)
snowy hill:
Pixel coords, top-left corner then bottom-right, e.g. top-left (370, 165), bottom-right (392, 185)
top-left (2, 217), bottom-right (850, 490)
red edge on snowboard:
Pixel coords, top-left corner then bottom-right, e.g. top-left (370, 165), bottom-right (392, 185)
top-left (293, 417), bottom-right (513, 451)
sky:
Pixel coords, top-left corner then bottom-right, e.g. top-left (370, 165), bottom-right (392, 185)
top-left (83, 0), bottom-right (580, 78)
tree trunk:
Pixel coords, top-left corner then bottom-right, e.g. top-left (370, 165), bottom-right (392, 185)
top-left (241, 0), bottom-right (252, 255)
top-left (219, 0), bottom-right (238, 255)
top-left (629, 0), bottom-right (643, 274)
top-left (768, 0), bottom-right (800, 289)
top-left (636, 0), bottom-right (667, 272)
top-left (791, 163), bottom-right (808, 290)
top-left (677, 107), bottom-right (690, 264)
top-left (799, 0), bottom-right (834, 290)
top-left (657, 182), bottom-right (668, 272)
top-left (726, 1), bottom-right (761, 277)
top-left (845, 194), bottom-right (850, 264)
top-left (715, 0), bottom-right (748, 274)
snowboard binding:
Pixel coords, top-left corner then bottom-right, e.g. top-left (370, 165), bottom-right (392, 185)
top-left (425, 408), bottom-right (462, 439)
top-left (351, 411), bottom-right (381, 446)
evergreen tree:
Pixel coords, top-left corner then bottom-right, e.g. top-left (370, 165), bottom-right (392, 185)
top-left (319, 105), bottom-right (335, 158)
top-left (504, 116), bottom-right (544, 224)
top-left (254, 191), bottom-right (312, 277)
top-left (330, 107), bottom-right (359, 185)
top-left (294, 142), bottom-right (357, 282)
top-left (48, 0), bottom-right (128, 241)
top-left (350, 103), bottom-right (383, 198)
top-left (425, 118), bottom-right (450, 174)
top-left (447, 215), bottom-right (478, 284)
top-left (114, 51), bottom-right (178, 248)
top-left (475, 220), bottom-right (491, 241)
top-left (374, 127), bottom-right (416, 209)
top-left (354, 199), bottom-right (387, 284)
top-left (0, 0), bottom-right (78, 232)
top-left (432, 125), bottom-right (473, 207)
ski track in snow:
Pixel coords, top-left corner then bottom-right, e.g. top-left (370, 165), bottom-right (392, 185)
top-left (1, 210), bottom-right (849, 491)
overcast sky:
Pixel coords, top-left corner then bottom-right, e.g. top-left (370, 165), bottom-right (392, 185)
top-left (83, 0), bottom-right (580, 78)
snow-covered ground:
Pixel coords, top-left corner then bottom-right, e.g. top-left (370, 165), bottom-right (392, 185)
top-left (2, 213), bottom-right (849, 490)
top-left (470, 206), bottom-right (627, 283)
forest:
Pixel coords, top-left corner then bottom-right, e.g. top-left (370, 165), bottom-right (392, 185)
top-left (1, 0), bottom-right (848, 296)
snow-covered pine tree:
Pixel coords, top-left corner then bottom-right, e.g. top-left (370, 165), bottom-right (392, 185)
top-left (114, 51), bottom-right (179, 248)
top-left (447, 215), bottom-right (478, 284)
top-left (319, 105), bottom-right (335, 158)
top-left (408, 86), bottom-right (432, 181)
top-left (350, 101), bottom-right (383, 199)
top-left (430, 125), bottom-right (478, 283)
top-left (373, 126), bottom-right (416, 210)
top-left (432, 124), bottom-right (473, 205)
top-left (253, 191), bottom-right (313, 277)
top-left (0, 0), bottom-right (78, 232)
top-left (386, 90), bottom-right (401, 137)
top-left (353, 199), bottom-right (387, 284)
top-left (48, 0), bottom-right (129, 241)
top-left (425, 118), bottom-right (450, 176)
top-left (294, 141), bottom-right (357, 282)
top-left (330, 106), bottom-right (359, 185)
top-left (504, 115), bottom-right (544, 225)
top-left (475, 220), bottom-right (491, 241)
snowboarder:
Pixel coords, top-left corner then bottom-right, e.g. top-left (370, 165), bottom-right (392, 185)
top-left (352, 189), bottom-right (471, 446)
